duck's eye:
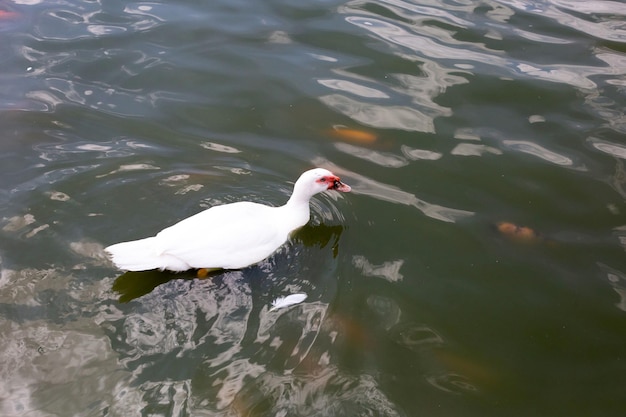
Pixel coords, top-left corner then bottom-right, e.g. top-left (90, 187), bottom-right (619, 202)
top-left (320, 177), bottom-right (326, 182)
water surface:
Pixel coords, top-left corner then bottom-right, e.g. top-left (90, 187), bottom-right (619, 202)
top-left (1, 0), bottom-right (626, 416)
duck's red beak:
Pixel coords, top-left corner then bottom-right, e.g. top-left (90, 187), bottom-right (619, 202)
top-left (330, 176), bottom-right (351, 192)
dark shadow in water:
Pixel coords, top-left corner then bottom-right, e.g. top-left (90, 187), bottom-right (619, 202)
top-left (111, 223), bottom-right (344, 303)
top-left (293, 223), bottom-right (344, 258)
top-left (112, 269), bottom-right (221, 303)
top-left (112, 269), bottom-right (175, 303)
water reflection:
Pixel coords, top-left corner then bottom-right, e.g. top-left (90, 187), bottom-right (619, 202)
top-left (589, 137), bottom-right (626, 160)
top-left (450, 143), bottom-right (502, 157)
top-left (36, 1), bottom-right (166, 40)
top-left (318, 78), bottom-right (390, 99)
top-left (35, 137), bottom-right (155, 161)
top-left (319, 93), bottom-right (440, 132)
top-left (335, 142), bottom-right (409, 167)
top-left (228, 368), bottom-right (404, 417)
top-left (0, 225), bottom-right (349, 414)
top-left (341, 0), bottom-right (626, 93)
top-left (502, 140), bottom-right (576, 167)
top-left (0, 265), bottom-right (122, 415)
top-left (353, 255), bottom-right (404, 282)
top-left (9, 1), bottom-right (205, 118)
top-left (600, 263), bottom-right (626, 312)
top-left (504, 0), bottom-right (626, 42)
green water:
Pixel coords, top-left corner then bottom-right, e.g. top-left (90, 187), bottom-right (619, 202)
top-left (1, 0), bottom-right (626, 416)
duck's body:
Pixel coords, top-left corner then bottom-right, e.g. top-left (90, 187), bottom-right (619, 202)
top-left (105, 168), bottom-right (350, 272)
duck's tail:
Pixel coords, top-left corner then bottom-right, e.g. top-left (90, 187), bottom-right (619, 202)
top-left (105, 237), bottom-right (189, 272)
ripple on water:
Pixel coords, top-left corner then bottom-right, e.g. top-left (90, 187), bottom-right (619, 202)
top-left (340, 1), bottom-right (626, 93)
top-left (588, 137), bottom-right (626, 160)
top-left (315, 158), bottom-right (474, 223)
top-left (34, 1), bottom-right (171, 41)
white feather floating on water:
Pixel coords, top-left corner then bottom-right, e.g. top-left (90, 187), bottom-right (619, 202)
top-left (269, 293), bottom-right (307, 312)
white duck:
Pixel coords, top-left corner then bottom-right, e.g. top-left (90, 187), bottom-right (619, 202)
top-left (105, 168), bottom-right (351, 272)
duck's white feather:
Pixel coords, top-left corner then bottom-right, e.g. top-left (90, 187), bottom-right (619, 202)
top-left (269, 293), bottom-right (308, 311)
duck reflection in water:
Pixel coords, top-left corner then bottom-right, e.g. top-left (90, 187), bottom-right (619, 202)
top-left (112, 223), bottom-right (344, 303)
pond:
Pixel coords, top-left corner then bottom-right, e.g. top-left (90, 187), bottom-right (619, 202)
top-left (1, 0), bottom-right (626, 416)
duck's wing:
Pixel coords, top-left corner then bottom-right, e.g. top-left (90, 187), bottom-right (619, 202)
top-left (154, 202), bottom-right (288, 269)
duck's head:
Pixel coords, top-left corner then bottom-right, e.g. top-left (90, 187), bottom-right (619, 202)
top-left (294, 168), bottom-right (352, 198)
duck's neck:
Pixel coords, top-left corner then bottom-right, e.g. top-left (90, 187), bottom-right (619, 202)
top-left (282, 185), bottom-right (313, 228)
